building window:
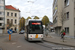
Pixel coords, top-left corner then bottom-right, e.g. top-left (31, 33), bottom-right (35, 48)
top-left (66, 12), bottom-right (69, 19)
top-left (0, 12), bottom-right (4, 15)
top-left (7, 12), bottom-right (9, 16)
top-left (64, 0), bottom-right (69, 7)
top-left (7, 19), bottom-right (9, 24)
top-left (0, 23), bottom-right (2, 26)
top-left (11, 19), bottom-right (13, 25)
top-left (0, 6), bottom-right (4, 9)
top-left (65, 27), bottom-right (69, 34)
top-left (15, 13), bottom-right (17, 17)
top-left (15, 19), bottom-right (17, 24)
top-left (11, 13), bottom-right (13, 16)
top-left (15, 27), bottom-right (16, 31)
top-left (0, 18), bottom-right (3, 20)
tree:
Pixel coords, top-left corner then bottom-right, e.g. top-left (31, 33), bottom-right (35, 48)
top-left (42, 15), bottom-right (50, 26)
top-left (33, 16), bottom-right (39, 19)
top-left (19, 17), bottom-right (25, 30)
top-left (27, 16), bottom-right (32, 20)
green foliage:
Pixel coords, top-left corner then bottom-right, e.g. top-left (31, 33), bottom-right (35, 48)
top-left (42, 15), bottom-right (50, 26)
top-left (34, 16), bottom-right (39, 19)
top-left (19, 17), bottom-right (25, 30)
top-left (27, 16), bottom-right (32, 20)
top-left (61, 29), bottom-right (65, 33)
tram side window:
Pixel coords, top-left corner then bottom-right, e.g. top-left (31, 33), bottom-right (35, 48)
top-left (26, 26), bottom-right (28, 33)
top-left (27, 26), bottom-right (29, 33)
top-left (27, 25), bottom-right (30, 33)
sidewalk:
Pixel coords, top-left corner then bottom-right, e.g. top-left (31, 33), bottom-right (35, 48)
top-left (44, 32), bottom-right (75, 47)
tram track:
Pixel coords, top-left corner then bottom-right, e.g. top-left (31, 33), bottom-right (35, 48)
top-left (35, 42), bottom-right (52, 49)
top-left (34, 41), bottom-right (74, 50)
top-left (34, 41), bottom-right (58, 50)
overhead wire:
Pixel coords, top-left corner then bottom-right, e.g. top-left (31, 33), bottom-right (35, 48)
top-left (27, 0), bottom-right (37, 13)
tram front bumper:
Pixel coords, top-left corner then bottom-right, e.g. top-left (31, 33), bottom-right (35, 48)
top-left (28, 38), bottom-right (43, 41)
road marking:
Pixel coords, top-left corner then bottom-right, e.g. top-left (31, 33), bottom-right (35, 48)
top-left (12, 42), bottom-right (16, 44)
top-left (17, 46), bottom-right (21, 48)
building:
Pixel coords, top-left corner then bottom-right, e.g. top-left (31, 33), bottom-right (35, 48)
top-left (5, 5), bottom-right (20, 33)
top-left (53, 0), bottom-right (75, 37)
top-left (0, 0), bottom-right (5, 34)
top-left (53, 0), bottom-right (63, 34)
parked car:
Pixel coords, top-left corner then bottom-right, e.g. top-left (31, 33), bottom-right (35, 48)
top-left (13, 31), bottom-right (17, 33)
top-left (19, 30), bottom-right (25, 34)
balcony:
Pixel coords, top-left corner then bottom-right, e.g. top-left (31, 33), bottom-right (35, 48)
top-left (53, 0), bottom-right (57, 10)
top-left (53, 9), bottom-right (57, 16)
top-left (53, 17), bottom-right (62, 28)
top-left (0, 15), bottom-right (4, 17)
top-left (0, 20), bottom-right (4, 23)
top-left (0, 0), bottom-right (4, 5)
top-left (0, 9), bottom-right (4, 11)
top-left (0, 3), bottom-right (4, 6)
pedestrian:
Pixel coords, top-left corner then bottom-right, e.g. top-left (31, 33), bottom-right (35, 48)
top-left (45, 29), bottom-right (48, 37)
top-left (46, 33), bottom-right (48, 37)
top-left (61, 29), bottom-right (66, 39)
top-left (61, 33), bottom-right (63, 39)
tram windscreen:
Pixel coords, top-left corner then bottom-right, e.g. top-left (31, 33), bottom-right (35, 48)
top-left (29, 21), bottom-right (43, 34)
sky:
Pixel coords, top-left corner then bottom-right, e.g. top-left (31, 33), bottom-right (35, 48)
top-left (6, 0), bottom-right (53, 22)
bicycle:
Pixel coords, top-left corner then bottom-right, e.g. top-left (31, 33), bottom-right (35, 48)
top-left (61, 34), bottom-right (65, 42)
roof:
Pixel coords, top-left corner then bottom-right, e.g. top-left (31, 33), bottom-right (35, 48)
top-left (5, 5), bottom-right (20, 11)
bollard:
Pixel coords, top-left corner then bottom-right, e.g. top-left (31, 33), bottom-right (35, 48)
top-left (9, 34), bottom-right (11, 41)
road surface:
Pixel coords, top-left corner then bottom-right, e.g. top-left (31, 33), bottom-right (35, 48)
top-left (0, 33), bottom-right (74, 50)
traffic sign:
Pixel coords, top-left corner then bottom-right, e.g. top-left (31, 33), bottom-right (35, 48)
top-left (7, 29), bottom-right (13, 34)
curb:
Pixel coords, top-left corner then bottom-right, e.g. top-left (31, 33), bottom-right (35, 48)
top-left (43, 39), bottom-right (75, 47)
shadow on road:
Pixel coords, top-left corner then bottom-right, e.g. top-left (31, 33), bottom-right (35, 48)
top-left (28, 41), bottom-right (44, 43)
